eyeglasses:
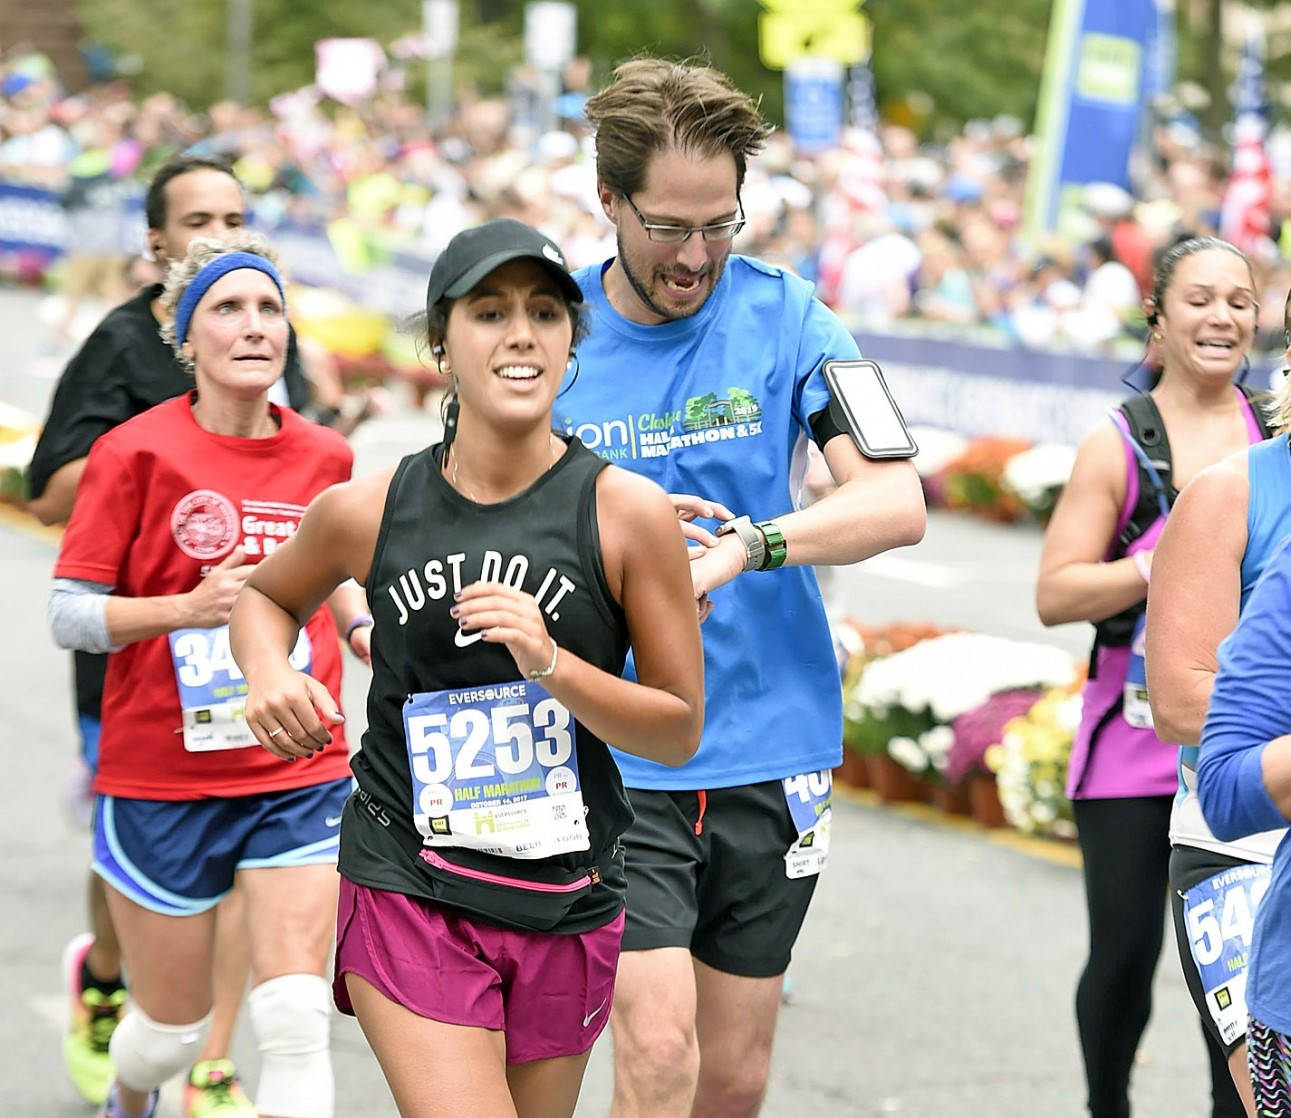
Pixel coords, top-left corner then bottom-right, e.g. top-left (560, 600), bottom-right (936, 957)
top-left (622, 194), bottom-right (745, 244)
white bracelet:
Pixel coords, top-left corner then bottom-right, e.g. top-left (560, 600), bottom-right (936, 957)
top-left (528, 639), bottom-right (559, 681)
top-left (1132, 551), bottom-right (1151, 584)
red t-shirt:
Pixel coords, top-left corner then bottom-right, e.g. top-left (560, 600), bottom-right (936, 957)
top-left (55, 395), bottom-right (355, 799)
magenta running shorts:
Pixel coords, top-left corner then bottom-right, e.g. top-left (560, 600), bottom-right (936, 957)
top-left (333, 876), bottom-right (624, 1065)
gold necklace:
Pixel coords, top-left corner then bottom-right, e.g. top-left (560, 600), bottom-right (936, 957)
top-left (447, 436), bottom-right (561, 504)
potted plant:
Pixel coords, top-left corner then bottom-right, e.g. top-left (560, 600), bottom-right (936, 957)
top-left (999, 442), bottom-right (1076, 526)
top-left (0, 402), bottom-right (38, 509)
top-left (985, 689), bottom-right (1082, 840)
top-left (935, 436), bottom-right (1033, 523)
top-left (945, 688), bottom-right (1047, 822)
top-left (837, 620), bottom-right (951, 797)
top-left (854, 632), bottom-right (1078, 818)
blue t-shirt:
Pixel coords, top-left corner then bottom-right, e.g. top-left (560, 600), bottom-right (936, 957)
top-left (555, 255), bottom-right (858, 790)
top-left (1199, 532), bottom-right (1291, 1033)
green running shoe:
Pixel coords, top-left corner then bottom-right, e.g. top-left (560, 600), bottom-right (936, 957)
top-left (62, 933), bottom-right (127, 1105)
top-left (183, 1058), bottom-right (258, 1117)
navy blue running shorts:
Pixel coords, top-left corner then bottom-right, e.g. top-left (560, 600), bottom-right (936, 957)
top-left (93, 777), bottom-right (351, 916)
top-left (621, 778), bottom-right (820, 978)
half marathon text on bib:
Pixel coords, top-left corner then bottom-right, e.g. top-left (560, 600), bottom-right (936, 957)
top-left (1183, 862), bottom-right (1271, 1046)
top-left (403, 680), bottom-right (588, 859)
top-left (169, 625), bottom-right (312, 752)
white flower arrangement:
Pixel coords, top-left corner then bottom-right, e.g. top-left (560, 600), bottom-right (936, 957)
top-left (999, 442), bottom-right (1076, 519)
top-left (854, 632), bottom-right (1078, 725)
top-left (888, 727), bottom-right (955, 775)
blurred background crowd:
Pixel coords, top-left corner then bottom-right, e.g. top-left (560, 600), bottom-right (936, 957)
top-left (4, 8), bottom-right (1291, 363)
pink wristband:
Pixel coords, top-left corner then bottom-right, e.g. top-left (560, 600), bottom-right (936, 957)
top-left (1132, 551), bottom-right (1151, 584)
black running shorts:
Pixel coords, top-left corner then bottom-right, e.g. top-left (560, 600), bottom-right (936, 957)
top-left (620, 779), bottom-right (819, 978)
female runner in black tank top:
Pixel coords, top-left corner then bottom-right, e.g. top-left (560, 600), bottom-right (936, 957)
top-left (227, 219), bottom-right (704, 1118)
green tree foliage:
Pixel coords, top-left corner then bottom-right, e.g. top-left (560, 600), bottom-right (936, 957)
top-left (76, 0), bottom-right (423, 107)
top-left (866, 0), bottom-right (1050, 139)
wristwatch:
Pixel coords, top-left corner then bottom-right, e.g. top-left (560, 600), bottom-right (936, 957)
top-left (755, 520), bottom-right (787, 570)
top-left (716, 516), bottom-right (766, 573)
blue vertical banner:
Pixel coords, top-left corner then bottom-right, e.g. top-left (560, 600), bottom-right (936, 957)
top-left (784, 57), bottom-right (845, 155)
top-left (1025, 0), bottom-right (1174, 239)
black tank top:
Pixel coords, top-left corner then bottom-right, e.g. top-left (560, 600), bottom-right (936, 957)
top-left (339, 435), bottom-right (633, 934)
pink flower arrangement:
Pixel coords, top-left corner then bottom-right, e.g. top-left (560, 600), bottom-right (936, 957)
top-left (947, 688), bottom-right (1045, 783)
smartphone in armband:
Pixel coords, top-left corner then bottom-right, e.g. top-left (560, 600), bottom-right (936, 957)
top-left (822, 358), bottom-right (919, 460)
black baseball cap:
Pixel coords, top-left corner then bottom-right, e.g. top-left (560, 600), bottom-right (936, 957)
top-left (426, 219), bottom-right (582, 307)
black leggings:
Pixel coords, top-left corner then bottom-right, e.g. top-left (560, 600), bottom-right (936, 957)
top-left (1073, 797), bottom-right (1245, 1118)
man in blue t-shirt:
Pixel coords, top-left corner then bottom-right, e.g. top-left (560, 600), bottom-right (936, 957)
top-left (555, 59), bottom-right (926, 1117)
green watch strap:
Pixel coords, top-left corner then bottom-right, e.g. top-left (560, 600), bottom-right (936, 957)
top-left (755, 520), bottom-right (787, 570)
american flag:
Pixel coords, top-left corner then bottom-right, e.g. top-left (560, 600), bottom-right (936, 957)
top-left (1219, 22), bottom-right (1274, 257)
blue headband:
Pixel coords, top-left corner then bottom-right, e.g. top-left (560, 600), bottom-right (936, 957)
top-left (174, 252), bottom-right (286, 347)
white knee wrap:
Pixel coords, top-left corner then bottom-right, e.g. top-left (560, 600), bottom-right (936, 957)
top-left (248, 973), bottom-right (333, 1118)
top-left (109, 1005), bottom-right (211, 1093)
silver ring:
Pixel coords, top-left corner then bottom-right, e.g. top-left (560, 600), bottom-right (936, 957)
top-left (268, 727), bottom-right (286, 738)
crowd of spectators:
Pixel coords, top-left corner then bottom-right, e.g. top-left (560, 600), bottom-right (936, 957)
top-left (4, 40), bottom-right (1291, 357)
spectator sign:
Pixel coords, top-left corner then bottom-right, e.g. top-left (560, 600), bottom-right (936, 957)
top-left (784, 58), bottom-right (845, 154)
top-left (525, 2), bottom-right (577, 71)
top-left (758, 0), bottom-right (870, 70)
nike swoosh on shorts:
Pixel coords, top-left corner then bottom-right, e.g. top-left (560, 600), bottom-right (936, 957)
top-left (583, 999), bottom-right (608, 1028)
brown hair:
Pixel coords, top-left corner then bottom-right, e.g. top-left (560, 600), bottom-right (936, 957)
top-left (584, 58), bottom-right (771, 198)
top-left (1147, 235), bottom-right (1252, 327)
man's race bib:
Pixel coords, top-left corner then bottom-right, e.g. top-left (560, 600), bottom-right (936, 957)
top-left (783, 768), bottom-right (832, 879)
top-left (1183, 862), bottom-right (1271, 1046)
top-left (403, 680), bottom-right (588, 859)
top-left (169, 625), bottom-right (312, 752)
top-left (1123, 613), bottom-right (1154, 729)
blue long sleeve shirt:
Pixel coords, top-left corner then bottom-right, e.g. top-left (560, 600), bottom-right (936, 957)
top-left (1199, 534), bottom-right (1291, 842)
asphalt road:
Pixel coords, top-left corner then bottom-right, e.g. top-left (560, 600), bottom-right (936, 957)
top-left (0, 286), bottom-right (1214, 1117)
